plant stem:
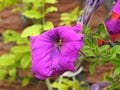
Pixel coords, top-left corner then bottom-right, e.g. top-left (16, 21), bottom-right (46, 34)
top-left (108, 39), bottom-right (116, 47)
top-left (45, 78), bottom-right (53, 90)
top-left (80, 50), bottom-right (87, 58)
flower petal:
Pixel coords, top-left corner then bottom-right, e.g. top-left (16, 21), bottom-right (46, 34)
top-left (112, 0), bottom-right (120, 14)
top-left (61, 41), bottom-right (83, 61)
top-left (91, 82), bottom-right (112, 90)
top-left (106, 19), bottom-right (120, 34)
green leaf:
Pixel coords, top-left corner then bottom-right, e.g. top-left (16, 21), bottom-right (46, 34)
top-left (2, 29), bottom-right (29, 44)
top-left (21, 24), bottom-right (42, 37)
top-left (89, 62), bottom-right (96, 74)
top-left (79, 10), bottom-right (84, 16)
top-left (60, 7), bottom-right (80, 26)
top-left (45, 6), bottom-right (57, 14)
top-left (69, 7), bottom-right (79, 21)
top-left (10, 45), bottom-right (30, 53)
top-left (43, 21), bottom-right (54, 30)
top-left (0, 0), bottom-right (19, 11)
top-left (22, 77), bottom-right (30, 87)
top-left (92, 38), bottom-right (98, 48)
top-left (23, 0), bottom-right (43, 8)
top-left (0, 70), bottom-right (7, 80)
top-left (16, 38), bottom-right (30, 45)
top-left (98, 23), bottom-right (109, 40)
top-left (3, 0), bottom-right (18, 6)
top-left (110, 45), bottom-right (120, 58)
top-left (111, 58), bottom-right (120, 66)
top-left (22, 10), bottom-right (42, 19)
top-left (23, 0), bottom-right (34, 3)
top-left (105, 76), bottom-right (114, 82)
top-left (2, 30), bottom-right (20, 43)
top-left (85, 39), bottom-right (94, 48)
top-left (60, 78), bottom-right (73, 86)
top-left (0, 54), bottom-right (16, 67)
top-left (9, 68), bottom-right (16, 76)
top-left (8, 68), bottom-right (16, 82)
top-left (114, 67), bottom-right (120, 76)
top-left (81, 46), bottom-right (95, 57)
top-left (61, 13), bottom-right (70, 21)
top-left (99, 45), bottom-right (110, 52)
top-left (82, 26), bottom-right (91, 37)
top-left (45, 0), bottom-right (57, 4)
top-left (20, 53), bottom-right (31, 70)
top-left (51, 83), bottom-right (68, 90)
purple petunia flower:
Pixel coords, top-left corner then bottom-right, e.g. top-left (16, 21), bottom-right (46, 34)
top-left (30, 24), bottom-right (83, 80)
top-left (112, 0), bottom-right (120, 14)
top-left (83, 0), bottom-right (104, 25)
top-left (106, 19), bottom-right (120, 34)
top-left (91, 82), bottom-right (112, 90)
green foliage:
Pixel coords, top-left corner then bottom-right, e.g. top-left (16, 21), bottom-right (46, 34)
top-left (1, 30), bottom-right (31, 86)
top-left (110, 45), bottom-right (120, 58)
top-left (21, 22), bottom-right (54, 37)
top-left (60, 7), bottom-right (83, 26)
top-left (89, 62), bottom-right (96, 74)
top-left (81, 24), bottom-right (120, 89)
top-left (98, 23), bottom-right (109, 40)
top-left (45, 6), bottom-right (58, 14)
top-left (81, 25), bottom-right (112, 73)
top-left (0, 70), bottom-right (7, 80)
top-left (114, 67), bottom-right (120, 76)
top-left (20, 53), bottom-right (31, 70)
top-left (45, 0), bottom-right (57, 4)
top-left (51, 78), bottom-right (88, 90)
top-left (22, 10), bottom-right (42, 19)
top-left (8, 68), bottom-right (17, 82)
top-left (22, 77), bottom-right (30, 87)
top-left (43, 21), bottom-right (54, 31)
top-left (21, 0), bottom-right (57, 37)
top-left (0, 0), bottom-right (19, 10)
top-left (2, 30), bottom-right (29, 44)
top-left (3, 30), bottom-right (20, 43)
top-left (10, 46), bottom-right (30, 53)
top-left (0, 0), bottom-right (57, 86)
top-left (0, 54), bottom-right (16, 67)
top-left (21, 24), bottom-right (42, 37)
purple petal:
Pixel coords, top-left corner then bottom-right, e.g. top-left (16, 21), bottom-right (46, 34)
top-left (106, 19), bottom-right (120, 34)
top-left (91, 82), bottom-right (112, 90)
top-left (112, 0), bottom-right (120, 14)
top-left (72, 24), bottom-right (82, 32)
top-left (61, 41), bottom-right (83, 62)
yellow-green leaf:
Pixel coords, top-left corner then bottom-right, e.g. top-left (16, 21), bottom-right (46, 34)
top-left (21, 24), bottom-right (42, 37)
top-left (22, 10), bottom-right (42, 19)
top-left (0, 54), bottom-right (16, 67)
top-left (45, 6), bottom-right (57, 14)
top-left (43, 22), bottom-right (54, 31)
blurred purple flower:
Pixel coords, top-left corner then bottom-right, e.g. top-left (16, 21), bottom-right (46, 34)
top-left (91, 82), bottom-right (112, 90)
top-left (30, 24), bottom-right (83, 80)
top-left (83, 0), bottom-right (104, 25)
top-left (112, 0), bottom-right (120, 14)
top-left (106, 19), bottom-right (120, 34)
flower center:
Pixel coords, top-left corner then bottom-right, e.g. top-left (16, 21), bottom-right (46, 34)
top-left (57, 39), bottom-right (62, 50)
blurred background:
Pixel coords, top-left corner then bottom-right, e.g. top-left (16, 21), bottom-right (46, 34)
top-left (0, 0), bottom-right (116, 90)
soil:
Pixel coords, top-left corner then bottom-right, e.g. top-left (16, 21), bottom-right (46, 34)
top-left (0, 0), bottom-right (115, 89)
